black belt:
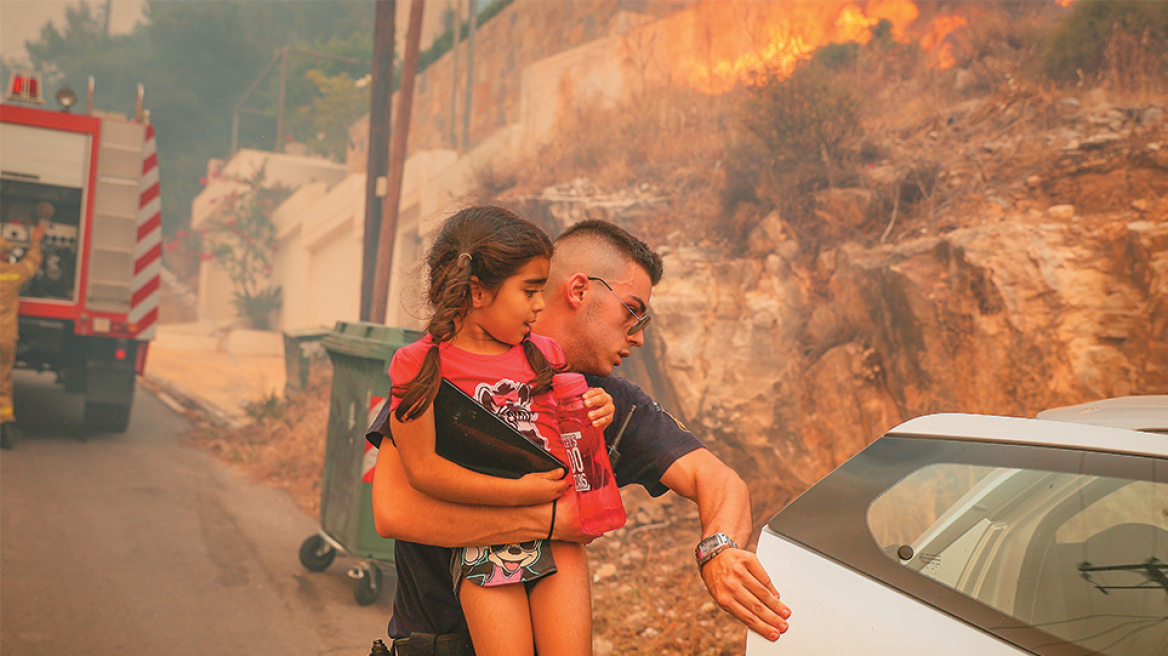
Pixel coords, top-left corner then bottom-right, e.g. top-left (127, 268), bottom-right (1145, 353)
top-left (391, 632), bottom-right (474, 656)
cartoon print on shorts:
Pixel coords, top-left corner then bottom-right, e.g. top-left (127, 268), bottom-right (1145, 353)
top-left (475, 379), bottom-right (546, 449)
top-left (461, 541), bottom-right (554, 587)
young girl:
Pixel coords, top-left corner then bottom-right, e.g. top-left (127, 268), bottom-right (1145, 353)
top-left (387, 205), bottom-right (610, 656)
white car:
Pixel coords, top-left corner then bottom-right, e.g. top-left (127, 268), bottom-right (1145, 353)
top-left (748, 396), bottom-right (1168, 656)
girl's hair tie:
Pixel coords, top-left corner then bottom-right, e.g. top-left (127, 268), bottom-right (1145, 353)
top-left (458, 252), bottom-right (472, 265)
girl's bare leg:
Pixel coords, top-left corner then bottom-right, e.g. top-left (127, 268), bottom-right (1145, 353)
top-left (530, 541), bottom-right (592, 656)
top-left (461, 578), bottom-right (535, 656)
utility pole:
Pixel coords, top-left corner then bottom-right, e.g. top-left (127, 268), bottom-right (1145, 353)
top-left (361, 0), bottom-right (396, 321)
top-left (450, 0), bottom-right (462, 151)
top-left (370, 0), bottom-right (425, 324)
top-left (276, 48), bottom-right (289, 150)
top-left (462, 0), bottom-right (477, 152)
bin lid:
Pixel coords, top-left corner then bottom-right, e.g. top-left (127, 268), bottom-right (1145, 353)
top-left (283, 326), bottom-right (332, 339)
top-left (322, 321), bottom-right (423, 362)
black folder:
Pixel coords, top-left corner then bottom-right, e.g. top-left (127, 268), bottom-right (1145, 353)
top-left (433, 379), bottom-right (565, 479)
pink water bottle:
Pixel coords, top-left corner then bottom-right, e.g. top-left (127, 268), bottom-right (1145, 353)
top-left (552, 373), bottom-right (627, 535)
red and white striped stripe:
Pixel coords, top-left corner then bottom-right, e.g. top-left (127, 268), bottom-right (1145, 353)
top-left (362, 395), bottom-right (386, 483)
top-left (130, 123), bottom-right (161, 339)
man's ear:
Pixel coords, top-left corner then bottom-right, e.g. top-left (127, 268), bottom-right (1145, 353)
top-left (564, 273), bottom-right (590, 309)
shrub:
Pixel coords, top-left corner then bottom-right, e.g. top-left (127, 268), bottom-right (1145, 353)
top-left (739, 61), bottom-right (861, 177)
top-left (1041, 1), bottom-right (1168, 90)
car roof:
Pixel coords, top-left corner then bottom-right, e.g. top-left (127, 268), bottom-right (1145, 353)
top-left (1035, 394), bottom-right (1168, 432)
top-left (888, 412), bottom-right (1167, 460)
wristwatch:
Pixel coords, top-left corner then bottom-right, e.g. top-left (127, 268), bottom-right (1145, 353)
top-left (695, 532), bottom-right (738, 568)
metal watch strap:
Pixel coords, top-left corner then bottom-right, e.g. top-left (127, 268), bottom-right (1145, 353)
top-left (695, 532), bottom-right (738, 568)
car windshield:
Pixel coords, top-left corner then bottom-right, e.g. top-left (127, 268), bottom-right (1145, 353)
top-left (868, 464), bottom-right (1168, 656)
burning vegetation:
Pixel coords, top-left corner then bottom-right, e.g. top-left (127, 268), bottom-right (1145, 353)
top-left (672, 0), bottom-right (969, 94)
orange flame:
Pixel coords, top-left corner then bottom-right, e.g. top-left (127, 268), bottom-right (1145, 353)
top-left (664, 0), bottom-right (972, 94)
top-left (918, 14), bottom-right (968, 70)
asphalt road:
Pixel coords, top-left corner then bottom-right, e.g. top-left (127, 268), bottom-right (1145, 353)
top-left (1, 371), bottom-right (394, 656)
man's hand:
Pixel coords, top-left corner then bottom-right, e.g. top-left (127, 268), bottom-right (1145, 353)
top-left (659, 449), bottom-right (792, 641)
top-left (31, 223), bottom-right (46, 243)
top-left (700, 548), bottom-right (790, 641)
top-left (549, 489), bottom-right (597, 544)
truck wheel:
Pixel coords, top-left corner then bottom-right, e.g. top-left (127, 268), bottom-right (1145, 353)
top-left (62, 365), bottom-right (87, 393)
top-left (298, 534), bottom-right (337, 572)
top-left (84, 402), bottom-right (132, 433)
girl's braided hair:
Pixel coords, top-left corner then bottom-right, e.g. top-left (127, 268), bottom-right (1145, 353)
top-left (393, 205), bottom-right (558, 422)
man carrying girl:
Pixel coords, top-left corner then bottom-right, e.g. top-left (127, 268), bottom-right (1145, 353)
top-left (371, 210), bottom-right (792, 655)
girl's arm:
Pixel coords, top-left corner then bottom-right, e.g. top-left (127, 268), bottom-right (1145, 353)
top-left (391, 405), bottom-right (569, 507)
top-left (371, 440), bottom-right (595, 547)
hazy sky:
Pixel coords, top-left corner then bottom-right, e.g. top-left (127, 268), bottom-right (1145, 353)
top-left (1, 0), bottom-right (146, 65)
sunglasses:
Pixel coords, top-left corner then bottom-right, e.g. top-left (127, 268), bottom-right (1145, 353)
top-left (587, 277), bottom-right (651, 336)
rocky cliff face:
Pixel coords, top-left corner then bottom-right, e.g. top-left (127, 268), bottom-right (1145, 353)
top-left (509, 190), bottom-right (1166, 655)
top-left (653, 213), bottom-right (1167, 511)
top-left (521, 91), bottom-right (1168, 516)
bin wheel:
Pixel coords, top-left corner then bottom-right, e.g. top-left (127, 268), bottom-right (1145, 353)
top-left (298, 534), bottom-right (336, 572)
top-left (354, 564), bottom-right (382, 605)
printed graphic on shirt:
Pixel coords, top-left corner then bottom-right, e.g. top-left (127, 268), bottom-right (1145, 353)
top-left (474, 379), bottom-right (546, 449)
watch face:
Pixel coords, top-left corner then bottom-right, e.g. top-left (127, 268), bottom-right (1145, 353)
top-left (697, 534), bottom-right (735, 560)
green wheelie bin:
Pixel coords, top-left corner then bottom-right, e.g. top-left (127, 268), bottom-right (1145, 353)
top-left (297, 321), bottom-right (422, 605)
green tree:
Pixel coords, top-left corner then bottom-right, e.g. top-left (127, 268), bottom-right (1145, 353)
top-left (12, 0), bottom-right (376, 236)
top-left (255, 31), bottom-right (374, 158)
top-left (24, 2), bottom-right (142, 111)
top-left (296, 69), bottom-right (371, 161)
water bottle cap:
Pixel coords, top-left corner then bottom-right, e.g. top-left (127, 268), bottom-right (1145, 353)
top-left (552, 372), bottom-right (588, 400)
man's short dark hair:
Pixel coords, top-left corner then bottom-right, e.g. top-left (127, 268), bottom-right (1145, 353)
top-left (555, 220), bottom-right (664, 285)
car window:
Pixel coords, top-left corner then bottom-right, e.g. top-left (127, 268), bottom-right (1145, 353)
top-left (867, 464), bottom-right (1168, 656)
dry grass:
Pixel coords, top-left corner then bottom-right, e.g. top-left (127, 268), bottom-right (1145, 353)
top-left (493, 85), bottom-right (734, 197)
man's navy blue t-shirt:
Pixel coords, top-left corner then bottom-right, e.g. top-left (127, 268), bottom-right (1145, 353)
top-left (365, 374), bottom-right (703, 639)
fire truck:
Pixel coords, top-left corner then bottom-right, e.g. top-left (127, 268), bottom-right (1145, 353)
top-left (1, 72), bottom-right (162, 433)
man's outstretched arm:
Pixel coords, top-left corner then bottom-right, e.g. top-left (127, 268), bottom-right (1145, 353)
top-left (659, 448), bottom-right (791, 642)
top-left (371, 440), bottom-right (592, 547)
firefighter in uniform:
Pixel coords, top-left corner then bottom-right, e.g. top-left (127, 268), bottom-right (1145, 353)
top-left (1, 223), bottom-right (45, 449)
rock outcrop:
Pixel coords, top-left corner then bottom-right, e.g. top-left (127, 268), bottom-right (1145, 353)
top-left (652, 215), bottom-right (1167, 510)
